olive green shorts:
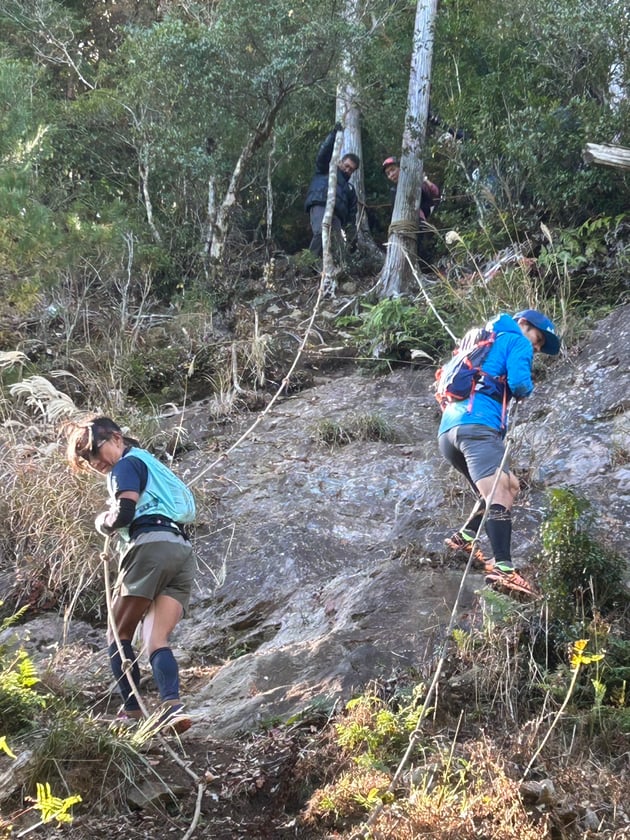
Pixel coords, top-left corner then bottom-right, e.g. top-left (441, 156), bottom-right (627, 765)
top-left (116, 532), bottom-right (196, 615)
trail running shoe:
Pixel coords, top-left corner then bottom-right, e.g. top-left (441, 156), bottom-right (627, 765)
top-left (115, 710), bottom-right (142, 728)
top-left (155, 704), bottom-right (193, 735)
top-left (97, 711), bottom-right (142, 730)
top-left (444, 531), bottom-right (487, 565)
top-left (484, 562), bottom-right (537, 598)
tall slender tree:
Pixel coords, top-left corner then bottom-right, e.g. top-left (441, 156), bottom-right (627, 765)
top-left (377, 0), bottom-right (438, 298)
top-left (335, 0), bottom-right (383, 259)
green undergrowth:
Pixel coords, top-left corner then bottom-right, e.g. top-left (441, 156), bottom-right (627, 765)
top-left (296, 490), bottom-right (629, 837)
top-left (540, 488), bottom-right (626, 624)
top-left (0, 607), bottom-right (154, 835)
top-left (0, 606), bottom-right (47, 736)
top-left (336, 296), bottom-right (449, 366)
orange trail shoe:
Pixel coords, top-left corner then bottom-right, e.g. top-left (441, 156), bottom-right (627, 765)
top-left (154, 704), bottom-right (193, 735)
top-left (445, 531), bottom-right (487, 565)
top-left (484, 562), bottom-right (538, 598)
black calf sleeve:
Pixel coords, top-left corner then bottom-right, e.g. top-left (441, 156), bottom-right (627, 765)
top-left (484, 504), bottom-right (512, 564)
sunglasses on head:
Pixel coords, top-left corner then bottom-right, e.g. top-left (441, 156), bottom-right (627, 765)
top-left (78, 432), bottom-right (110, 462)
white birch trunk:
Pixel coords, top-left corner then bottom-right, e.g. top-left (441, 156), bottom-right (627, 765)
top-left (335, 0), bottom-right (381, 258)
top-left (138, 144), bottom-right (162, 245)
top-left (377, 0), bottom-right (438, 298)
top-left (321, 130), bottom-right (344, 296)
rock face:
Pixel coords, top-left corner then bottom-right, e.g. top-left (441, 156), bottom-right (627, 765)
top-left (11, 305), bottom-right (630, 739)
top-left (172, 304), bottom-right (629, 737)
top-left (182, 367), bottom-right (481, 735)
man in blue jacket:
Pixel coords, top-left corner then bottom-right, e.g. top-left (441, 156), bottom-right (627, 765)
top-left (305, 125), bottom-right (360, 257)
top-left (439, 309), bottom-right (561, 596)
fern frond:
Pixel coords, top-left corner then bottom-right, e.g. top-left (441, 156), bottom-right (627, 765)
top-left (34, 782), bottom-right (82, 824)
top-left (0, 736), bottom-right (16, 759)
top-left (0, 605), bottom-right (30, 631)
top-left (16, 653), bottom-right (40, 688)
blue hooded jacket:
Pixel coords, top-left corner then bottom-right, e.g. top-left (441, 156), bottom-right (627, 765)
top-left (437, 313), bottom-right (534, 437)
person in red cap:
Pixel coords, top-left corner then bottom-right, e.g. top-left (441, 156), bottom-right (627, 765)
top-left (438, 309), bottom-right (561, 597)
top-left (382, 156), bottom-right (440, 262)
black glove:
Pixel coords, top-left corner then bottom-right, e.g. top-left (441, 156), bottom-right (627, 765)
top-left (334, 122), bottom-right (343, 133)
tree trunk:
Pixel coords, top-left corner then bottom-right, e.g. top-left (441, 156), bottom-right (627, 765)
top-left (209, 99), bottom-right (284, 265)
top-left (202, 175), bottom-right (217, 269)
top-left (265, 132), bottom-right (276, 254)
top-left (138, 144), bottom-right (162, 245)
top-left (377, 0), bottom-right (438, 298)
top-left (583, 142), bottom-right (630, 170)
top-left (336, 0), bottom-right (381, 260)
top-left (321, 130), bottom-right (344, 295)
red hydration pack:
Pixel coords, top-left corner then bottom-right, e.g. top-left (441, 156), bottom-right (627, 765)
top-left (435, 327), bottom-right (508, 411)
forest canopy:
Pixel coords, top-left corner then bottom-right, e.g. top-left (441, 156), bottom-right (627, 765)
top-left (0, 0), bottom-right (627, 323)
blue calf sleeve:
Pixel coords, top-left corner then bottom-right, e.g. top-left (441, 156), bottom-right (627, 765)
top-left (149, 647), bottom-right (180, 702)
top-left (108, 640), bottom-right (141, 712)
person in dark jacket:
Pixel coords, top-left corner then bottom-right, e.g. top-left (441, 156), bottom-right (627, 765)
top-left (305, 126), bottom-right (360, 257)
top-left (382, 156), bottom-right (440, 263)
top-left (439, 310), bottom-right (561, 597)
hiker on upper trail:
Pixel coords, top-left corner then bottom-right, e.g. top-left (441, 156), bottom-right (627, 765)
top-left (304, 124), bottom-right (360, 258)
top-left (382, 156), bottom-right (440, 263)
top-left (65, 416), bottom-right (196, 734)
top-left (437, 309), bottom-right (561, 596)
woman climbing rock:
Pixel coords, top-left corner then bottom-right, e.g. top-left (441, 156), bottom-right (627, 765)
top-left (65, 416), bottom-right (196, 734)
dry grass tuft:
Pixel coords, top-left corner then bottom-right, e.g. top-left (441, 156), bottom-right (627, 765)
top-left (370, 737), bottom-right (548, 840)
top-left (0, 442), bottom-right (105, 620)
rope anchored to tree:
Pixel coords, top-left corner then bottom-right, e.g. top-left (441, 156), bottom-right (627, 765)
top-left (100, 535), bottom-right (205, 840)
top-left (352, 405), bottom-right (520, 838)
top-left (387, 218), bottom-right (420, 239)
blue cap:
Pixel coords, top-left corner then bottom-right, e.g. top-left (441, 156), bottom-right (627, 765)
top-left (514, 309), bottom-right (560, 355)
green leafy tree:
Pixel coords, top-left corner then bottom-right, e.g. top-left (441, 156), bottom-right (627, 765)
top-left (430, 0), bottom-right (630, 229)
top-left (86, 2), bottom-right (351, 275)
top-left (0, 58), bottom-right (64, 317)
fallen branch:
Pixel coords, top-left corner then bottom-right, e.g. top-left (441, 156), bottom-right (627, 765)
top-left (582, 142), bottom-right (630, 170)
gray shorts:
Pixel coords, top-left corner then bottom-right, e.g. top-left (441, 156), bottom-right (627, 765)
top-left (116, 532), bottom-right (196, 615)
top-left (438, 424), bottom-right (509, 486)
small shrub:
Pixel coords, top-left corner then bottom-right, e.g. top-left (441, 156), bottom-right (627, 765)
top-left (313, 413), bottom-right (397, 448)
top-left (540, 489), bottom-right (627, 624)
top-left (0, 619), bottom-right (49, 735)
top-left (334, 685), bottom-right (427, 769)
top-left (301, 767), bottom-right (392, 828)
top-left (338, 296), bottom-right (448, 364)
